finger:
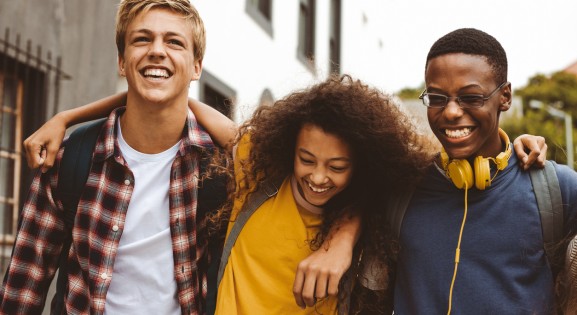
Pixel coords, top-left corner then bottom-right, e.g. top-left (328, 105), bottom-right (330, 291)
top-left (314, 272), bottom-right (329, 300)
top-left (326, 270), bottom-right (340, 297)
top-left (293, 268), bottom-right (306, 309)
top-left (25, 143), bottom-right (44, 169)
top-left (536, 143), bottom-right (547, 168)
top-left (41, 143), bottom-right (59, 173)
top-left (301, 270), bottom-right (318, 307)
top-left (38, 148), bottom-right (47, 172)
top-left (512, 138), bottom-right (529, 169)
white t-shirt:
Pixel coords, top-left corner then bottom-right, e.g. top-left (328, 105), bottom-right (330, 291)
top-left (104, 121), bottom-right (181, 315)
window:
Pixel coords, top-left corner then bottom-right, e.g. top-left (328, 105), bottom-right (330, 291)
top-left (199, 71), bottom-right (236, 119)
top-left (246, 0), bottom-right (273, 37)
top-left (259, 88), bottom-right (275, 107)
top-left (0, 72), bottom-right (22, 246)
top-left (329, 0), bottom-right (341, 74)
top-left (297, 0), bottom-right (316, 69)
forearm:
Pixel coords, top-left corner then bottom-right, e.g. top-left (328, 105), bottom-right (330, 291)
top-left (58, 92), bottom-right (127, 128)
top-left (324, 208), bottom-right (362, 248)
top-left (188, 98), bottom-right (237, 151)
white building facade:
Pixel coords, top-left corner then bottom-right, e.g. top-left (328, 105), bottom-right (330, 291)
top-left (172, 0), bottom-right (391, 121)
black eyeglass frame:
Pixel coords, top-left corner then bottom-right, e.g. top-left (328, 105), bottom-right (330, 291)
top-left (419, 81), bottom-right (509, 108)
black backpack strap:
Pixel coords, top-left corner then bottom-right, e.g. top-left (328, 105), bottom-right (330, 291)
top-left (53, 118), bottom-right (105, 313)
top-left (387, 186), bottom-right (416, 240)
top-left (216, 177), bottom-right (284, 286)
top-left (358, 186), bottom-right (415, 291)
top-left (197, 148), bottom-right (229, 315)
top-left (529, 160), bottom-right (564, 269)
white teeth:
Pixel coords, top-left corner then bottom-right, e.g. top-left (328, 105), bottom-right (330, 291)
top-left (445, 128), bottom-right (471, 138)
top-left (143, 68), bottom-right (169, 78)
top-left (308, 182), bottom-right (330, 193)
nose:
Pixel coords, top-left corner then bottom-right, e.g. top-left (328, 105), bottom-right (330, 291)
top-left (148, 38), bottom-right (167, 59)
top-left (310, 167), bottom-right (329, 185)
top-left (442, 98), bottom-right (464, 121)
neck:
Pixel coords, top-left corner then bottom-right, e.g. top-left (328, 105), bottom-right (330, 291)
top-left (291, 176), bottom-right (324, 214)
top-left (120, 95), bottom-right (189, 154)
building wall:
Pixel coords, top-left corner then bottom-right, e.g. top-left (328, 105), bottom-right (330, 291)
top-left (0, 0), bottom-right (119, 116)
top-left (190, 1), bottom-right (328, 121)
top-left (187, 0), bottom-right (389, 121)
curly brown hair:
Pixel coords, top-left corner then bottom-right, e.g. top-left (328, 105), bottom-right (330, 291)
top-left (211, 74), bottom-right (435, 311)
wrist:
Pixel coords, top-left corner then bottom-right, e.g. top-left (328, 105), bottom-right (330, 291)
top-left (53, 111), bottom-right (74, 128)
top-left (326, 226), bottom-right (358, 251)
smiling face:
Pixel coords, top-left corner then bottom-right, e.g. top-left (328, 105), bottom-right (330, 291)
top-left (293, 124), bottom-right (354, 207)
top-left (425, 53), bottom-right (512, 159)
top-left (119, 8), bottom-right (201, 106)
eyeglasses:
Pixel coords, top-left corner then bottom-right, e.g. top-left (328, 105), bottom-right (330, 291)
top-left (419, 82), bottom-right (509, 108)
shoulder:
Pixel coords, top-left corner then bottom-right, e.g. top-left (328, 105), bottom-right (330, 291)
top-left (551, 161), bottom-right (577, 192)
top-left (549, 161), bottom-right (577, 220)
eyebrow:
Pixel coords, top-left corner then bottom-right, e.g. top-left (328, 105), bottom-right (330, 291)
top-left (129, 29), bottom-right (187, 39)
top-left (428, 83), bottom-right (485, 92)
top-left (298, 148), bottom-right (351, 162)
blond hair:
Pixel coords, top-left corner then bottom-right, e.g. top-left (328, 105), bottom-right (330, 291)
top-left (115, 0), bottom-right (206, 62)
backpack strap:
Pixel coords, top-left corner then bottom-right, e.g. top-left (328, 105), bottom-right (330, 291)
top-left (216, 177), bottom-right (283, 286)
top-left (53, 118), bottom-right (105, 313)
top-left (197, 148), bottom-right (228, 315)
top-left (529, 160), bottom-right (564, 267)
top-left (387, 186), bottom-right (416, 241)
top-left (358, 186), bottom-right (415, 291)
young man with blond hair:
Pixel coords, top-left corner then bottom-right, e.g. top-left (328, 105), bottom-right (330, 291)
top-left (0, 1), bottom-right (222, 314)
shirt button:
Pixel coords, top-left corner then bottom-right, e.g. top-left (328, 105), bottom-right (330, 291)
top-left (124, 179), bottom-right (131, 185)
top-left (100, 272), bottom-right (108, 280)
top-left (112, 225), bottom-right (119, 232)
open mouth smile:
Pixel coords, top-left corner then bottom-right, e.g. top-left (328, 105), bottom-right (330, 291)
top-left (444, 127), bottom-right (474, 139)
top-left (307, 181), bottom-right (332, 193)
top-left (140, 67), bottom-right (173, 80)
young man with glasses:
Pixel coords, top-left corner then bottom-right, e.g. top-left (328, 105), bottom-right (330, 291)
top-left (394, 28), bottom-right (577, 314)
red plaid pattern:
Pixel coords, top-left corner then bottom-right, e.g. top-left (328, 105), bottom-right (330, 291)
top-left (0, 108), bottom-right (214, 314)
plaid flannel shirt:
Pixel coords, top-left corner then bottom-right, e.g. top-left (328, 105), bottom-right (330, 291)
top-left (0, 108), bottom-right (214, 314)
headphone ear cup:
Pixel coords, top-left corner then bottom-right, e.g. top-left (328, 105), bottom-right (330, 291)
top-left (447, 159), bottom-right (474, 189)
top-left (474, 156), bottom-right (491, 190)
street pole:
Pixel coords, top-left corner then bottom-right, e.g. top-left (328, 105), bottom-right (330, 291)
top-left (564, 112), bottom-right (574, 169)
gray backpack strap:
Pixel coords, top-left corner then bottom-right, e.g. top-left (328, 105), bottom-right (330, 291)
top-left (216, 177), bottom-right (283, 286)
top-left (529, 161), bottom-right (564, 261)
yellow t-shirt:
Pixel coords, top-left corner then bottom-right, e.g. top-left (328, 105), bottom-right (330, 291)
top-left (215, 137), bottom-right (338, 315)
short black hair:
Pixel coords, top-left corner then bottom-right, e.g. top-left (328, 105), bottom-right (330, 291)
top-left (426, 28), bottom-right (508, 84)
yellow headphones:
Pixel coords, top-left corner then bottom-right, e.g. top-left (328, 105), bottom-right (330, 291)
top-left (440, 128), bottom-right (512, 190)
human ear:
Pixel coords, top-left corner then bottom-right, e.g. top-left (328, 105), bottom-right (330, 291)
top-left (499, 82), bottom-right (512, 112)
top-left (191, 60), bottom-right (203, 81)
top-left (118, 55), bottom-right (126, 77)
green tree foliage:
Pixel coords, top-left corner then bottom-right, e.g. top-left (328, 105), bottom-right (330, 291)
top-left (502, 71), bottom-right (577, 167)
top-left (516, 71), bottom-right (577, 124)
top-left (396, 83), bottom-right (424, 100)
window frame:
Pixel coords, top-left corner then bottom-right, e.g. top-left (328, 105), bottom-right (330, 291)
top-left (246, 0), bottom-right (274, 37)
top-left (0, 71), bottom-right (23, 243)
top-left (198, 70), bottom-right (237, 119)
top-left (297, 0), bottom-right (316, 71)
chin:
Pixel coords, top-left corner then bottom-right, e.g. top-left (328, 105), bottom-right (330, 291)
top-left (305, 196), bottom-right (328, 207)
